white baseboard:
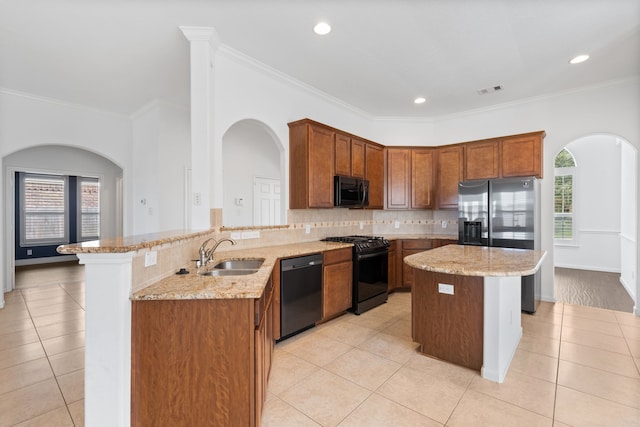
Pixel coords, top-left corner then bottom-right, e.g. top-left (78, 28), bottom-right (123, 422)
top-left (554, 263), bottom-right (621, 274)
top-left (619, 276), bottom-right (637, 303)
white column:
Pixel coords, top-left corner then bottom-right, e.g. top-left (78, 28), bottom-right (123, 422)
top-left (482, 275), bottom-right (522, 383)
top-left (180, 26), bottom-right (219, 230)
top-left (77, 252), bottom-right (135, 427)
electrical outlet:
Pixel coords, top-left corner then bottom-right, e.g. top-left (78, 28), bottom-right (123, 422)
top-left (305, 224), bottom-right (311, 234)
top-left (193, 192), bottom-right (201, 206)
top-left (359, 221), bottom-right (364, 230)
top-left (27, 249), bottom-right (32, 256)
top-left (144, 251), bottom-right (157, 267)
top-left (441, 221), bottom-right (447, 229)
top-left (394, 220), bottom-right (400, 229)
top-left (438, 283), bottom-right (454, 295)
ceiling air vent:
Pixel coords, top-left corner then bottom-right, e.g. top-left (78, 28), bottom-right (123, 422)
top-left (477, 85), bottom-right (503, 95)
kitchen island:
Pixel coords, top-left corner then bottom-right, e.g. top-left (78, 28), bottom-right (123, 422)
top-left (404, 244), bottom-right (546, 383)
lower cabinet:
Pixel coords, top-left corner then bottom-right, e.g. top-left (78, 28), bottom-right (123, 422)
top-left (322, 247), bottom-right (353, 320)
top-left (395, 239), bottom-right (454, 289)
top-left (131, 276), bottom-right (274, 427)
top-left (387, 240), bottom-right (400, 291)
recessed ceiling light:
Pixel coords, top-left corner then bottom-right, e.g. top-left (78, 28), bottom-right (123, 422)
top-left (314, 22), bottom-right (331, 35)
top-left (569, 54), bottom-right (590, 64)
top-left (414, 97), bottom-right (426, 104)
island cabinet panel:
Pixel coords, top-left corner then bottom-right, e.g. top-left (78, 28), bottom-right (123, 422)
top-left (412, 270), bottom-right (484, 371)
top-left (365, 143), bottom-right (385, 209)
top-left (289, 120), bottom-right (335, 209)
top-left (131, 299), bottom-right (255, 426)
top-left (334, 133), bottom-right (352, 177)
top-left (436, 145), bottom-right (464, 210)
top-left (464, 139), bottom-right (500, 180)
top-left (322, 247), bottom-right (353, 320)
top-left (386, 148), bottom-right (411, 209)
top-left (351, 138), bottom-right (366, 178)
top-left (501, 133), bottom-right (544, 178)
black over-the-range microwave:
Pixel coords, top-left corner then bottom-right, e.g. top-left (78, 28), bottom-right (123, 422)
top-left (334, 175), bottom-right (369, 207)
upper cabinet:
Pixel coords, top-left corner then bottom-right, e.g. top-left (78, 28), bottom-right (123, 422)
top-left (289, 120), bottom-right (335, 209)
top-left (351, 138), bottom-right (366, 179)
top-left (365, 143), bottom-right (385, 209)
top-left (335, 134), bottom-right (366, 179)
top-left (464, 139), bottom-right (500, 180)
top-left (436, 145), bottom-right (464, 210)
top-left (464, 131), bottom-right (545, 180)
top-left (501, 132), bottom-right (544, 178)
top-left (386, 147), bottom-right (434, 210)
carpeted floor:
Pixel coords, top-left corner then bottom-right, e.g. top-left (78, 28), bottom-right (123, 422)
top-left (554, 267), bottom-right (634, 313)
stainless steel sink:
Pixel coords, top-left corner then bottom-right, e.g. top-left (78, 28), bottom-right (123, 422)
top-left (212, 258), bottom-right (264, 270)
top-left (199, 269), bottom-right (259, 277)
top-left (197, 258), bottom-right (264, 277)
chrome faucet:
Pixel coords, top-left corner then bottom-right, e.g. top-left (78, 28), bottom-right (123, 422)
top-left (197, 237), bottom-right (237, 267)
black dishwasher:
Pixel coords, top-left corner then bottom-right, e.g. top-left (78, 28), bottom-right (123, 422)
top-left (279, 253), bottom-right (323, 340)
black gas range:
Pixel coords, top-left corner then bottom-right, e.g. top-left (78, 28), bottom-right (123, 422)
top-left (323, 235), bottom-right (390, 314)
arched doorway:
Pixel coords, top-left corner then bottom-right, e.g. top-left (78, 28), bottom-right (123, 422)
top-left (3, 144), bottom-right (123, 293)
top-left (221, 119), bottom-right (285, 227)
top-left (552, 134), bottom-right (637, 312)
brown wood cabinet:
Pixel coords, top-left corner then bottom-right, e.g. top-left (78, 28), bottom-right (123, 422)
top-left (386, 148), bottom-right (411, 209)
top-left (322, 247), bottom-right (353, 320)
top-left (501, 132), bottom-right (544, 178)
top-left (387, 240), bottom-right (400, 291)
top-left (436, 146), bottom-right (464, 210)
top-left (386, 148), bottom-right (434, 210)
top-left (334, 133), bottom-right (352, 177)
top-left (351, 138), bottom-right (366, 178)
top-left (464, 139), bottom-right (500, 180)
top-left (401, 239), bottom-right (435, 288)
top-left (464, 131), bottom-right (544, 180)
top-left (365, 143), bottom-right (385, 209)
top-left (289, 120), bottom-right (335, 209)
top-left (131, 277), bottom-right (274, 427)
top-left (412, 148), bottom-right (435, 209)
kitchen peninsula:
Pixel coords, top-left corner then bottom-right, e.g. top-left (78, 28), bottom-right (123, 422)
top-left (404, 244), bottom-right (546, 383)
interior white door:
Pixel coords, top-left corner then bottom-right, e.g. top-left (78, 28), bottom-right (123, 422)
top-left (253, 177), bottom-right (281, 226)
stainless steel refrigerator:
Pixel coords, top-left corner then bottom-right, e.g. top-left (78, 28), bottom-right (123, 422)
top-left (458, 177), bottom-right (541, 313)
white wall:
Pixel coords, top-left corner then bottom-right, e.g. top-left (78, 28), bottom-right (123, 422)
top-left (131, 101), bottom-right (190, 234)
top-left (222, 120), bottom-right (281, 227)
top-left (620, 141), bottom-right (638, 301)
top-left (0, 90), bottom-right (132, 294)
top-left (554, 135), bottom-right (622, 272)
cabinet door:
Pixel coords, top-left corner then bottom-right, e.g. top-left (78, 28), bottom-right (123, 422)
top-left (502, 133), bottom-right (543, 178)
top-left (464, 140), bottom-right (500, 180)
top-left (401, 240), bottom-right (434, 288)
top-left (335, 133), bottom-right (351, 177)
top-left (365, 143), bottom-right (385, 209)
top-left (412, 148), bottom-right (434, 209)
top-left (308, 125), bottom-right (335, 207)
top-left (436, 146), bottom-right (464, 210)
top-left (323, 261), bottom-right (353, 319)
top-left (386, 148), bottom-right (411, 209)
top-left (387, 243), bottom-right (400, 291)
top-left (351, 138), bottom-right (366, 178)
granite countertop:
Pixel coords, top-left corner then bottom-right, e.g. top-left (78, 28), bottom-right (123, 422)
top-left (132, 241), bottom-right (352, 301)
top-left (404, 244), bottom-right (546, 277)
top-left (56, 229), bottom-right (212, 254)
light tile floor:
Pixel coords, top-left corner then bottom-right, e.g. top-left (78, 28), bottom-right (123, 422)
top-left (0, 279), bottom-right (85, 426)
top-left (263, 293), bottom-right (640, 427)
top-left (2, 273), bottom-right (640, 426)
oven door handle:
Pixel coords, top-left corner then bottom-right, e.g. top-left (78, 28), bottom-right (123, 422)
top-left (357, 250), bottom-right (389, 260)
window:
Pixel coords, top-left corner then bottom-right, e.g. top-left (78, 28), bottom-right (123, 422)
top-left (20, 173), bottom-right (69, 246)
top-left (79, 177), bottom-right (100, 240)
top-left (554, 148), bottom-right (576, 241)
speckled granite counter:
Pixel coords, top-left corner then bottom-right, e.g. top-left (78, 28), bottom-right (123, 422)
top-left (404, 244), bottom-right (546, 277)
top-left (131, 241), bottom-right (352, 300)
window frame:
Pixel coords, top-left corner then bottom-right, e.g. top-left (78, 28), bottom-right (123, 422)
top-left (553, 148), bottom-right (577, 245)
top-left (19, 173), bottom-right (70, 247)
top-left (77, 176), bottom-right (101, 241)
